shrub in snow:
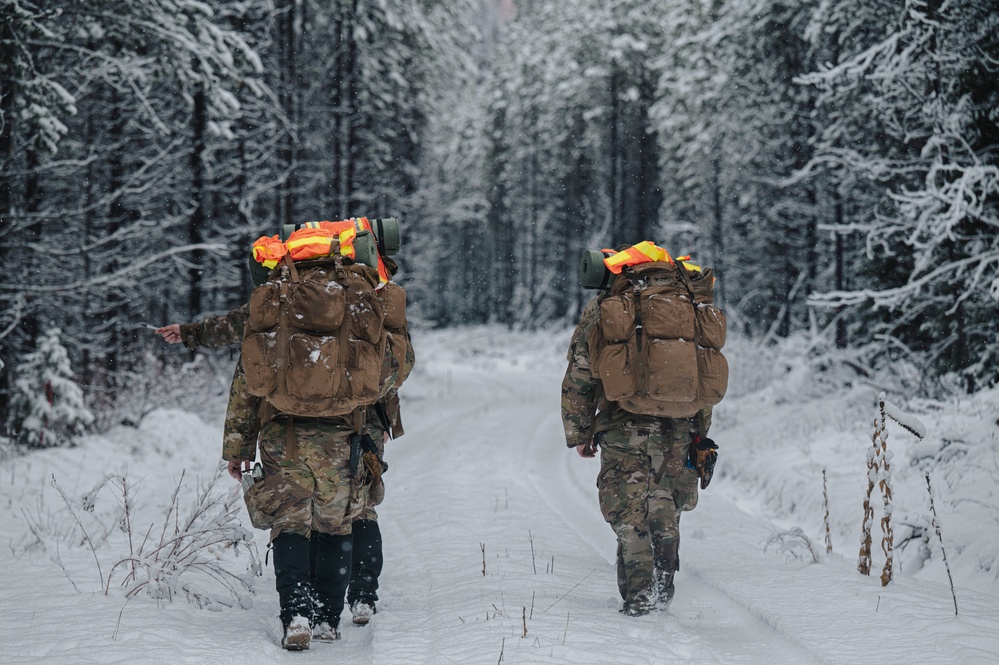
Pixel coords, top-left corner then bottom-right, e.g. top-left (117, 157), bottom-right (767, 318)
top-left (37, 467), bottom-right (261, 610)
top-left (765, 526), bottom-right (820, 565)
top-left (9, 327), bottom-right (94, 448)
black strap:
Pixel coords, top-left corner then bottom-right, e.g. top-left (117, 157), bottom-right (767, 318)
top-left (375, 218), bottom-right (386, 255)
top-left (374, 401), bottom-right (392, 437)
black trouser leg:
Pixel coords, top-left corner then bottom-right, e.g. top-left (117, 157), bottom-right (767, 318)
top-left (309, 532), bottom-right (318, 578)
top-left (313, 532), bottom-right (353, 627)
top-left (652, 538), bottom-right (680, 603)
top-left (347, 519), bottom-right (383, 607)
top-left (272, 532), bottom-right (314, 626)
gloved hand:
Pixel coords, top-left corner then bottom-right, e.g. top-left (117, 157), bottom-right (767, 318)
top-left (689, 436), bottom-right (718, 489)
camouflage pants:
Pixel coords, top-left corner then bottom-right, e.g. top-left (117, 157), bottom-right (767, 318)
top-left (596, 419), bottom-right (699, 608)
top-left (248, 418), bottom-right (366, 539)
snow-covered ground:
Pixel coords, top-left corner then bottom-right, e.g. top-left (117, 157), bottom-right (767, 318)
top-left (2, 327), bottom-right (998, 664)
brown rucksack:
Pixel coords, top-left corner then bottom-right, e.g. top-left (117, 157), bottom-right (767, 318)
top-left (588, 261), bottom-right (728, 418)
top-left (241, 254), bottom-right (387, 418)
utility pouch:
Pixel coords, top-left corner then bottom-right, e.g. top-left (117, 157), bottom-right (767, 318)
top-left (241, 462), bottom-right (276, 530)
top-left (240, 462), bottom-right (264, 494)
top-left (689, 436), bottom-right (719, 490)
top-left (349, 433), bottom-right (381, 481)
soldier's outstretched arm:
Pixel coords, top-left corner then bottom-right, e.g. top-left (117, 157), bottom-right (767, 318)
top-left (169, 302), bottom-right (250, 349)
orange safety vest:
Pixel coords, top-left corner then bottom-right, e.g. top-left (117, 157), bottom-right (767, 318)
top-left (601, 241), bottom-right (700, 274)
top-left (251, 218), bottom-right (389, 282)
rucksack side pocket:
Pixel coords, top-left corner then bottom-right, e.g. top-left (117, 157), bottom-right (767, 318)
top-left (597, 343), bottom-right (637, 402)
top-left (242, 332), bottom-right (278, 397)
top-left (378, 283), bottom-right (408, 330)
top-left (696, 347), bottom-right (729, 405)
top-left (694, 304), bottom-right (726, 350)
top-left (599, 296), bottom-right (635, 343)
top-left (346, 340), bottom-right (381, 401)
top-left (249, 283), bottom-right (280, 331)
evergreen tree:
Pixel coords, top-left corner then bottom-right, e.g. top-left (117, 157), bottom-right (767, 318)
top-left (9, 327), bottom-right (94, 448)
top-left (801, 0), bottom-right (999, 390)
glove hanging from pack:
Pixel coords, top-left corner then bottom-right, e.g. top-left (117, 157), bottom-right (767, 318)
top-left (689, 436), bottom-right (719, 489)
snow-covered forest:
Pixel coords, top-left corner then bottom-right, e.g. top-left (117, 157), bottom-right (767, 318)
top-left (1, 1), bottom-right (998, 662)
top-left (2, 0), bottom-right (997, 429)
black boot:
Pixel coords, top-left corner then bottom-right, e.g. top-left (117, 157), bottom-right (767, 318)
top-left (347, 519), bottom-right (383, 620)
top-left (272, 532), bottom-right (314, 649)
top-left (312, 532), bottom-right (352, 631)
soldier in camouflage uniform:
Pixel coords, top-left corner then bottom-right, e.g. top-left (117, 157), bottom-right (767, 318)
top-left (561, 297), bottom-right (711, 616)
top-left (157, 300), bottom-right (413, 640)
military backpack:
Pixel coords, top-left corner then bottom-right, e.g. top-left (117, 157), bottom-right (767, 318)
top-left (583, 246), bottom-right (729, 419)
top-left (241, 219), bottom-right (408, 419)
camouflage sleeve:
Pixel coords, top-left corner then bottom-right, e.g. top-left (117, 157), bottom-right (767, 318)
top-left (561, 297), bottom-right (602, 448)
top-left (377, 391), bottom-right (404, 439)
top-left (221, 357), bottom-right (261, 461)
top-left (697, 406), bottom-right (713, 436)
top-left (180, 303), bottom-right (250, 349)
top-left (376, 331), bottom-right (413, 438)
top-left (379, 330), bottom-right (414, 397)
top-left (404, 331), bottom-right (415, 376)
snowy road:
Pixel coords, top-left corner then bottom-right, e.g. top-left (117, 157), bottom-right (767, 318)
top-left (362, 349), bottom-right (826, 665)
top-left (2, 327), bottom-right (997, 664)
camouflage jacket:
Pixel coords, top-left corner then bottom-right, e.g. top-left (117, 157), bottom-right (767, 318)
top-left (180, 304), bottom-right (249, 349)
top-left (560, 296), bottom-right (711, 449)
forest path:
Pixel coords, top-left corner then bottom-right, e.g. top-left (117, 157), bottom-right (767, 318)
top-left (4, 329), bottom-right (998, 665)
top-left (363, 347), bottom-right (825, 664)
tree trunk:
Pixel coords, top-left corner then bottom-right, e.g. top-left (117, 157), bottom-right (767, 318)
top-left (188, 86), bottom-right (207, 320)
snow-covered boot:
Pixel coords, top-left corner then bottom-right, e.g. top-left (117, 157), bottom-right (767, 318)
top-left (620, 597), bottom-right (655, 617)
top-left (282, 615), bottom-right (311, 651)
top-left (351, 600), bottom-right (375, 625)
top-left (312, 621), bottom-right (340, 642)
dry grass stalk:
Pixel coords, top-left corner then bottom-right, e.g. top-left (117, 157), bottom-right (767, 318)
top-left (822, 469), bottom-right (833, 554)
top-left (925, 472), bottom-right (958, 616)
top-left (857, 405), bottom-right (882, 576)
top-left (878, 405), bottom-right (895, 586)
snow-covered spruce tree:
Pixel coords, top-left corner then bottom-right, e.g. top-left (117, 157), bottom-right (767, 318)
top-left (653, 0), bottom-right (829, 334)
top-left (0, 0), bottom-right (77, 425)
top-left (9, 327), bottom-right (94, 448)
top-left (2, 0), bottom-right (274, 421)
top-left (403, 0), bottom-right (488, 326)
top-left (481, 0), bottom-right (670, 326)
top-left (801, 0), bottom-right (999, 391)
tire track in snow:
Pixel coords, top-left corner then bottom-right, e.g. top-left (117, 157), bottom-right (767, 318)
top-left (372, 344), bottom-right (825, 664)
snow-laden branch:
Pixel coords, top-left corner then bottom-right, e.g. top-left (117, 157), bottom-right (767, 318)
top-left (879, 392), bottom-right (927, 439)
top-left (808, 251), bottom-right (998, 309)
top-left (0, 243), bottom-right (227, 294)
